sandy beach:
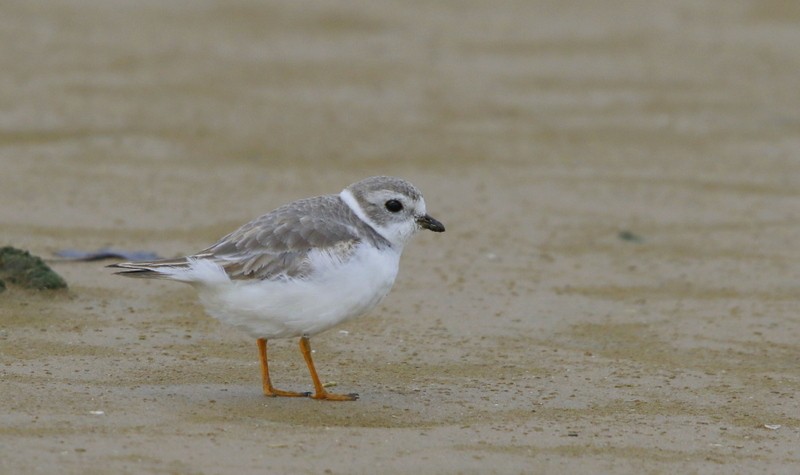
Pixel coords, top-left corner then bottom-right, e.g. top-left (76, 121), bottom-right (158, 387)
top-left (1, 1), bottom-right (799, 473)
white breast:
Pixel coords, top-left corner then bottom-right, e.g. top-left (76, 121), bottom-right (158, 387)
top-left (194, 243), bottom-right (401, 339)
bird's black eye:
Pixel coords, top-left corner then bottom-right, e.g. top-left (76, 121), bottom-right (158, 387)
top-left (385, 199), bottom-right (403, 213)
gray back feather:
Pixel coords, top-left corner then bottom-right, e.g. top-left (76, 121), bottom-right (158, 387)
top-left (201, 194), bottom-right (391, 280)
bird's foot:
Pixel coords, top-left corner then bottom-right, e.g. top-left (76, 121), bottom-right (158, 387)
top-left (311, 390), bottom-right (359, 401)
top-left (263, 388), bottom-right (311, 398)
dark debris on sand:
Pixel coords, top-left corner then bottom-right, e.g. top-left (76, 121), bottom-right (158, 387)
top-left (0, 246), bottom-right (67, 291)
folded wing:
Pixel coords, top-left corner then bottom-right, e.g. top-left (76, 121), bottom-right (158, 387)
top-left (109, 195), bottom-right (382, 282)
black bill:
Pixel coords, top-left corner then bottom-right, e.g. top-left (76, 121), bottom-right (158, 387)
top-left (416, 214), bottom-right (445, 233)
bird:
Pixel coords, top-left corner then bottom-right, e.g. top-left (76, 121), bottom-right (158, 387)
top-left (109, 176), bottom-right (445, 401)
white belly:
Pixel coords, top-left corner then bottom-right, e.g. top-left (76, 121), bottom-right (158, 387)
top-left (194, 244), bottom-right (401, 339)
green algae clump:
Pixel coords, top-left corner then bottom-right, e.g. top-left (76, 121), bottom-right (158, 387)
top-left (0, 246), bottom-right (67, 291)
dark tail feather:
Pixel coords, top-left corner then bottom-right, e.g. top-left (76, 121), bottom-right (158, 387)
top-left (107, 258), bottom-right (191, 279)
top-left (107, 267), bottom-right (164, 279)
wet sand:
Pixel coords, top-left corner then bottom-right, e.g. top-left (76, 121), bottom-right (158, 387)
top-left (2, 1), bottom-right (799, 473)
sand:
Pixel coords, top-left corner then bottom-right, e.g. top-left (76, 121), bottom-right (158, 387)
top-left (1, 1), bottom-right (799, 473)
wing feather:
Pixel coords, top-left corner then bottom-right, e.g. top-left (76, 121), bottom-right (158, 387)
top-left (110, 194), bottom-right (390, 282)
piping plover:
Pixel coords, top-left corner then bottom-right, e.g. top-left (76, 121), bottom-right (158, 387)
top-left (110, 176), bottom-right (445, 401)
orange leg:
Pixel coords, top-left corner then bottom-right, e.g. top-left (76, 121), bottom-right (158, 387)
top-left (257, 338), bottom-right (310, 398)
top-left (299, 336), bottom-right (358, 401)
